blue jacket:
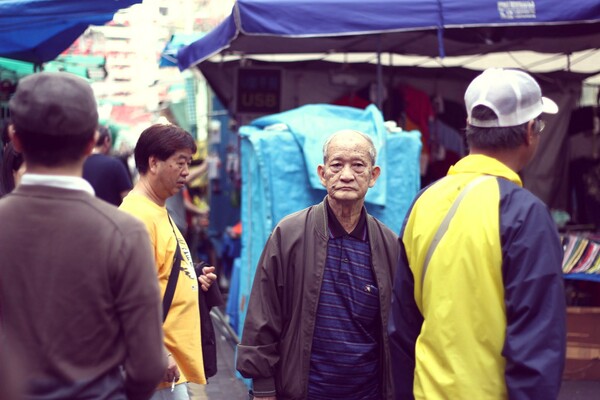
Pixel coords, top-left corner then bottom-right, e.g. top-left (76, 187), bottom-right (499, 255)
top-left (388, 154), bottom-right (566, 400)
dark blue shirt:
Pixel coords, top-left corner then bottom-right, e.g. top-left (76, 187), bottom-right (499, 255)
top-left (83, 154), bottom-right (132, 206)
top-left (308, 200), bottom-right (380, 399)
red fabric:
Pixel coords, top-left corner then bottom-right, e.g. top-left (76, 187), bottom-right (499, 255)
top-left (232, 221), bottom-right (242, 236)
top-left (109, 105), bottom-right (153, 126)
top-left (399, 85), bottom-right (434, 154)
top-left (332, 93), bottom-right (370, 109)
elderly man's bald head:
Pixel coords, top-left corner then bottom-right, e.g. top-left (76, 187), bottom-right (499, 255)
top-left (322, 130), bottom-right (377, 165)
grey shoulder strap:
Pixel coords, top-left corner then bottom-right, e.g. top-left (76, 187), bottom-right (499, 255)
top-left (420, 175), bottom-right (494, 288)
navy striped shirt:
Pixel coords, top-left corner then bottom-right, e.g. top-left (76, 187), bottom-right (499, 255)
top-left (308, 201), bottom-right (380, 399)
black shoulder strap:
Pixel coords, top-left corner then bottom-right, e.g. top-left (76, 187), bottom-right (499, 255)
top-left (163, 215), bottom-right (182, 323)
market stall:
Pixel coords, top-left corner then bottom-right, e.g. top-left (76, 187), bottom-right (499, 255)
top-left (0, 0), bottom-right (142, 64)
top-left (178, 0), bottom-right (600, 380)
top-left (177, 0), bottom-right (600, 210)
top-left (0, 0), bottom-right (143, 141)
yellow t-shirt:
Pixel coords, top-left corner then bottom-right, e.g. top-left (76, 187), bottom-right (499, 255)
top-left (120, 193), bottom-right (206, 387)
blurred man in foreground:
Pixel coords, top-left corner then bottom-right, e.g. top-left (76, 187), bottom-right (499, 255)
top-left (0, 72), bottom-right (165, 400)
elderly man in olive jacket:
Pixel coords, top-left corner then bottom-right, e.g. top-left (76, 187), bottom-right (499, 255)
top-left (237, 129), bottom-right (399, 400)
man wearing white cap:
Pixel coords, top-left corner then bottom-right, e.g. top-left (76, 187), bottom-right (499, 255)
top-left (388, 68), bottom-right (566, 400)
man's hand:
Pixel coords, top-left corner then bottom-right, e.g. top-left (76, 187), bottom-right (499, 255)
top-left (163, 354), bottom-right (180, 383)
top-left (198, 265), bottom-right (217, 291)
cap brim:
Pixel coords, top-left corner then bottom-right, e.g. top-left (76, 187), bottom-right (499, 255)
top-left (542, 96), bottom-right (559, 115)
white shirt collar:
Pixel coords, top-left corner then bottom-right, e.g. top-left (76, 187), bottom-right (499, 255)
top-left (20, 173), bottom-right (95, 196)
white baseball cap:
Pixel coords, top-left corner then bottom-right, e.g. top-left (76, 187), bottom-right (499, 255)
top-left (465, 68), bottom-right (558, 128)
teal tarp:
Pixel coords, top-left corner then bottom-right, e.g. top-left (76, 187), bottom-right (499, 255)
top-left (234, 104), bottom-right (422, 334)
top-left (250, 104), bottom-right (389, 206)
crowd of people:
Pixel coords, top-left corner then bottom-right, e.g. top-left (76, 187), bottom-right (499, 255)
top-left (0, 67), bottom-right (566, 400)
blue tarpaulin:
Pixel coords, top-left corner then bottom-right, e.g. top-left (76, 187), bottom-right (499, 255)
top-left (0, 0), bottom-right (142, 63)
top-left (250, 104), bottom-right (390, 206)
top-left (233, 104), bottom-right (421, 335)
top-left (565, 273), bottom-right (600, 283)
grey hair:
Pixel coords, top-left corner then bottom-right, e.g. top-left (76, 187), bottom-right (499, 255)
top-left (322, 129), bottom-right (377, 165)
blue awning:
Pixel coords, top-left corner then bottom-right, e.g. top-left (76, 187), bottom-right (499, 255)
top-left (178, 0), bottom-right (600, 71)
top-left (160, 33), bottom-right (205, 68)
top-left (0, 0), bottom-right (142, 64)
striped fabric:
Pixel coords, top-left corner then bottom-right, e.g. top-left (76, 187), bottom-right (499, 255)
top-left (307, 225), bottom-right (381, 399)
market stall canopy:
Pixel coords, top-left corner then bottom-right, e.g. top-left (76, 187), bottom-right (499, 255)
top-left (176, 0), bottom-right (600, 221)
top-left (0, 0), bottom-right (142, 64)
top-left (160, 33), bottom-right (205, 68)
top-left (177, 0), bottom-right (600, 74)
top-left (178, 0), bottom-right (600, 116)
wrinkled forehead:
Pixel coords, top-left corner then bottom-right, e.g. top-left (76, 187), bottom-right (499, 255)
top-left (328, 132), bottom-right (371, 153)
top-left (169, 148), bottom-right (194, 160)
top-left (327, 143), bottom-right (372, 164)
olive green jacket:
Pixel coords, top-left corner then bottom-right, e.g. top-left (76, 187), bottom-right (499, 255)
top-left (237, 198), bottom-right (399, 400)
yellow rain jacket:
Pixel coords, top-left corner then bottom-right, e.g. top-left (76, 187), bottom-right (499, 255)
top-left (388, 154), bottom-right (566, 400)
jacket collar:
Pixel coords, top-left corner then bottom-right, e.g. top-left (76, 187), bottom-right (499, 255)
top-left (325, 197), bottom-right (367, 240)
top-left (315, 196), bottom-right (373, 244)
top-left (447, 154), bottom-right (522, 187)
top-left (21, 173), bottom-right (95, 195)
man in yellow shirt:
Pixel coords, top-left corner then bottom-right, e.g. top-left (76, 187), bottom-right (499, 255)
top-left (120, 123), bottom-right (217, 400)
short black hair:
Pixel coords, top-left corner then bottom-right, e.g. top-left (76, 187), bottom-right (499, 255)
top-left (0, 142), bottom-right (24, 197)
top-left (1, 120), bottom-right (11, 146)
top-left (466, 105), bottom-right (528, 151)
top-left (13, 123), bottom-right (95, 167)
top-left (134, 124), bottom-right (197, 175)
top-left (96, 125), bottom-right (111, 147)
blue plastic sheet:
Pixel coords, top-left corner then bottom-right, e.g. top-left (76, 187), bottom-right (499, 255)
top-left (251, 104), bottom-right (389, 206)
top-left (564, 273), bottom-right (600, 283)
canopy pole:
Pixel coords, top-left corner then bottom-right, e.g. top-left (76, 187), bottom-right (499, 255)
top-left (436, 0), bottom-right (446, 58)
top-left (376, 35), bottom-right (383, 110)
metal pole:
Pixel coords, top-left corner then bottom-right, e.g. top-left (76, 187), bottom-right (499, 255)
top-left (376, 35), bottom-right (383, 110)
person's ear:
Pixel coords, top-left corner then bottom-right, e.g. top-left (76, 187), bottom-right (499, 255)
top-left (8, 125), bottom-right (23, 153)
top-left (524, 120), bottom-right (535, 146)
top-left (368, 165), bottom-right (381, 188)
top-left (84, 135), bottom-right (96, 156)
top-left (317, 164), bottom-right (327, 187)
top-left (149, 156), bottom-right (159, 173)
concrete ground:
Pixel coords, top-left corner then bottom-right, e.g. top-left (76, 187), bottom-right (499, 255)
top-left (188, 308), bottom-right (249, 400)
top-left (195, 308), bottom-right (600, 399)
top-left (559, 380), bottom-right (600, 399)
